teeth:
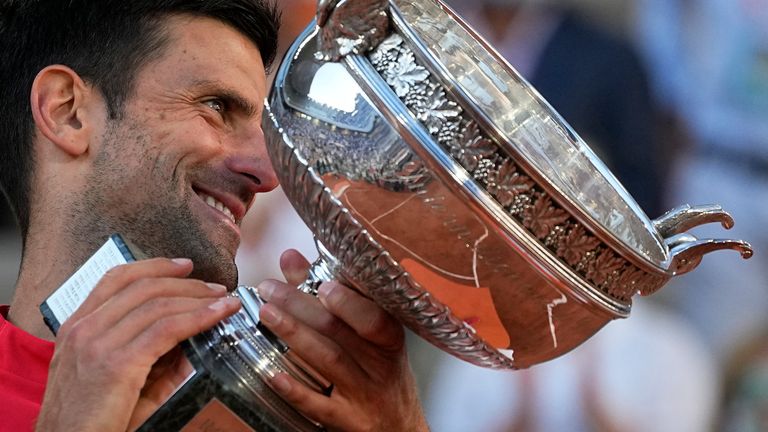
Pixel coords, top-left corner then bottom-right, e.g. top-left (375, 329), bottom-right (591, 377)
top-left (200, 193), bottom-right (236, 224)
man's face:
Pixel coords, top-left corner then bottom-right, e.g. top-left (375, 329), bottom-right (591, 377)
top-left (71, 15), bottom-right (278, 287)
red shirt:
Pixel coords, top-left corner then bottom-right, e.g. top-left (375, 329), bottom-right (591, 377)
top-left (0, 305), bottom-right (54, 432)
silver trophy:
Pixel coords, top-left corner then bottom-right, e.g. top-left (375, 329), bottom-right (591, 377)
top-left (140, 1), bottom-right (752, 430)
top-left (263, 0), bottom-right (753, 369)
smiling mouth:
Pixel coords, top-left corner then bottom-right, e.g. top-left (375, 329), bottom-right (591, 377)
top-left (197, 192), bottom-right (237, 225)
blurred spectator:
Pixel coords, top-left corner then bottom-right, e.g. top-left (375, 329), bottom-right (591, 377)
top-left (634, 0), bottom-right (768, 367)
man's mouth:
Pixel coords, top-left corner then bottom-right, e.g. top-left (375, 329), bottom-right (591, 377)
top-left (198, 192), bottom-right (237, 225)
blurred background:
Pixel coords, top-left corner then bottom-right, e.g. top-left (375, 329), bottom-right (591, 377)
top-left (2, 0), bottom-right (766, 430)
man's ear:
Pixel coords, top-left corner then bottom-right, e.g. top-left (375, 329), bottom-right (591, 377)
top-left (30, 65), bottom-right (100, 157)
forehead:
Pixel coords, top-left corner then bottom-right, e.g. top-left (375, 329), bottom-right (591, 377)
top-left (137, 14), bottom-right (268, 101)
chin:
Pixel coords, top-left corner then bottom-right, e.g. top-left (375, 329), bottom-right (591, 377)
top-left (190, 256), bottom-right (239, 289)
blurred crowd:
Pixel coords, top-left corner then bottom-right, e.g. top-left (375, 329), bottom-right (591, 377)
top-left (1, 0), bottom-right (766, 430)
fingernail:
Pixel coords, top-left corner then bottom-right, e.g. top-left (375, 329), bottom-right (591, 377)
top-left (209, 297), bottom-right (239, 312)
top-left (257, 281), bottom-right (275, 301)
top-left (207, 283), bottom-right (227, 293)
top-left (172, 258), bottom-right (192, 266)
top-left (260, 304), bottom-right (282, 326)
top-left (272, 374), bottom-right (292, 393)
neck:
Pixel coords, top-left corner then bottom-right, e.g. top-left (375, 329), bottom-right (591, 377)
top-left (8, 220), bottom-right (93, 341)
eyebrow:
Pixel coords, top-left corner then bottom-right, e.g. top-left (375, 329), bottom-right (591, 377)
top-left (190, 79), bottom-right (261, 118)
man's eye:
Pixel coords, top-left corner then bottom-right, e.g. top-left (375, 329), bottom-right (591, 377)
top-left (204, 99), bottom-right (225, 113)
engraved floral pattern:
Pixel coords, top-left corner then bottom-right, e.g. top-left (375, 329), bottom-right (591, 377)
top-left (382, 50), bottom-right (429, 97)
top-left (614, 266), bottom-right (645, 300)
top-left (449, 120), bottom-right (498, 172)
top-left (369, 33), bottom-right (405, 66)
top-left (522, 195), bottom-right (570, 239)
top-left (487, 158), bottom-right (536, 207)
top-left (413, 84), bottom-right (462, 134)
top-left (367, 32), bottom-right (667, 303)
top-left (544, 223), bottom-right (569, 248)
top-left (557, 225), bottom-right (602, 266)
top-left (637, 273), bottom-right (668, 297)
top-left (587, 249), bottom-right (626, 287)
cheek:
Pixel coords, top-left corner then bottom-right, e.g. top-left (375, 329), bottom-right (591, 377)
top-left (155, 116), bottom-right (225, 162)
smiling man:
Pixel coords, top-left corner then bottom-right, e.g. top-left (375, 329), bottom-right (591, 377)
top-left (0, 1), bottom-right (427, 431)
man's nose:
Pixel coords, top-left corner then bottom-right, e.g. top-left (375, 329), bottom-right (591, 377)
top-left (225, 127), bottom-right (279, 193)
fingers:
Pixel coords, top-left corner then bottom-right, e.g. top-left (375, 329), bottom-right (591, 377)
top-left (259, 302), bottom-right (364, 387)
top-left (57, 290), bottom-right (240, 377)
top-left (256, 276), bottom-right (425, 431)
top-left (61, 258), bottom-right (194, 332)
top-left (38, 257), bottom-right (245, 432)
top-left (56, 256), bottom-right (242, 382)
top-left (258, 279), bottom-right (349, 342)
top-left (279, 249), bottom-right (311, 287)
top-left (98, 291), bottom-right (234, 351)
top-left (263, 277), bottom-right (403, 351)
top-left (69, 277), bottom-right (228, 342)
top-left (258, 279), bottom-right (404, 369)
top-left (126, 295), bottom-right (241, 364)
top-left (317, 282), bottom-right (403, 351)
top-left (269, 372), bottom-right (359, 430)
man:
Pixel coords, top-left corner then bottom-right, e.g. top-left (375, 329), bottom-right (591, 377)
top-left (0, 1), bottom-right (428, 431)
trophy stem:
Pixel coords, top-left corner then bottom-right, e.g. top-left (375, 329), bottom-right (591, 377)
top-left (298, 240), bottom-right (341, 295)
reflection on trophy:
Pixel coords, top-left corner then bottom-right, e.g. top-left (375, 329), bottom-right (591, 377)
top-left (141, 0), bottom-right (753, 430)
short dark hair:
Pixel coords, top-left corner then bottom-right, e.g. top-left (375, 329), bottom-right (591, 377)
top-left (0, 0), bottom-right (280, 238)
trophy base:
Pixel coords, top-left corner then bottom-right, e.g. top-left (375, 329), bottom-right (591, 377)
top-left (138, 343), bottom-right (282, 432)
top-left (138, 288), bottom-right (325, 432)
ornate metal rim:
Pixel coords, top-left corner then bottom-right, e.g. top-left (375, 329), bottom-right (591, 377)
top-left (347, 7), bottom-right (670, 303)
top-left (392, 0), bottom-right (668, 268)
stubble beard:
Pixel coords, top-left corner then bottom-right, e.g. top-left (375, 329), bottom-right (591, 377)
top-left (66, 119), bottom-right (239, 288)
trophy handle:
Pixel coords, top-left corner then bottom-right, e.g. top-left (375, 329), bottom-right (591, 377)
top-left (315, 0), bottom-right (390, 61)
top-left (664, 234), bottom-right (753, 275)
top-left (653, 204), bottom-right (735, 237)
top-left (653, 205), bottom-right (754, 276)
top-left (317, 0), bottom-right (340, 26)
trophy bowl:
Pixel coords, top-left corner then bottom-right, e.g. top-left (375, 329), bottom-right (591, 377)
top-left (262, 0), bottom-right (753, 369)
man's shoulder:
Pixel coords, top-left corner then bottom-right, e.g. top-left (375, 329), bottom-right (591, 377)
top-left (0, 306), bottom-right (52, 432)
top-left (0, 305), bottom-right (53, 381)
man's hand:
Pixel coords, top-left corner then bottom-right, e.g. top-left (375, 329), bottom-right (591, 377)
top-left (257, 250), bottom-right (429, 432)
top-left (35, 258), bottom-right (241, 432)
